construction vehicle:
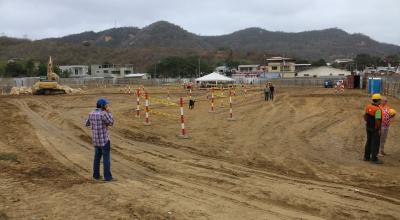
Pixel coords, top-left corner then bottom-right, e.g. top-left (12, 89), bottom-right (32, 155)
top-left (33, 56), bottom-right (66, 95)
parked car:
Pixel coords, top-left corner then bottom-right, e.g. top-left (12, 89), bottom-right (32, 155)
top-left (324, 79), bottom-right (334, 88)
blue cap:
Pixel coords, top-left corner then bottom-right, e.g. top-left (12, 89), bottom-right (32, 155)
top-left (96, 98), bottom-right (109, 108)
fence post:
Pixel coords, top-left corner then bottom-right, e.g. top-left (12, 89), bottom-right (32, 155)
top-left (209, 87), bottom-right (215, 113)
top-left (177, 97), bottom-right (190, 139)
top-left (136, 88), bottom-right (141, 118)
top-left (227, 88), bottom-right (236, 121)
top-left (144, 91), bottom-right (151, 126)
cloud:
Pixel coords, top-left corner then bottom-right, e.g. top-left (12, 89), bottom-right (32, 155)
top-left (0, 0), bottom-right (399, 45)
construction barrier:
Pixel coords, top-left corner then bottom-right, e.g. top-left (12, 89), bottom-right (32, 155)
top-left (149, 97), bottom-right (178, 107)
top-left (177, 97), bottom-right (189, 139)
top-left (220, 86), bottom-right (224, 108)
top-left (144, 92), bottom-right (151, 125)
top-left (227, 89), bottom-right (236, 121)
top-left (136, 88), bottom-right (141, 117)
top-left (209, 88), bottom-right (215, 113)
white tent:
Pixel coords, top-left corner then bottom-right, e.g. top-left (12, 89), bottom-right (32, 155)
top-left (195, 72), bottom-right (234, 83)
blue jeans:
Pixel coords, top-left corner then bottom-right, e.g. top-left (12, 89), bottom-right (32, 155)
top-left (93, 141), bottom-right (112, 181)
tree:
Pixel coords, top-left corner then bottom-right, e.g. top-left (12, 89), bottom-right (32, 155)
top-left (25, 59), bottom-right (36, 76)
top-left (0, 62), bottom-right (6, 77)
top-left (5, 62), bottom-right (25, 77)
top-left (148, 56), bottom-right (213, 78)
top-left (59, 69), bottom-right (72, 78)
top-left (311, 59), bottom-right (327, 67)
top-left (38, 63), bottom-right (47, 76)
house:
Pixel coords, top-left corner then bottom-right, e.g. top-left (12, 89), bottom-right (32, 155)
top-left (59, 65), bottom-right (89, 77)
top-left (232, 65), bottom-right (262, 83)
top-left (215, 66), bottom-right (229, 74)
top-left (265, 57), bottom-right (296, 78)
top-left (297, 66), bottom-right (351, 78)
top-left (91, 64), bottom-right (134, 78)
top-left (294, 63), bottom-right (312, 72)
top-left (238, 65), bottom-right (259, 72)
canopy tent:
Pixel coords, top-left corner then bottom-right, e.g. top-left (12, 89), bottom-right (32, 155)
top-left (195, 72), bottom-right (234, 82)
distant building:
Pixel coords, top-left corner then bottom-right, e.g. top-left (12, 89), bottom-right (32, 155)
top-left (124, 73), bottom-right (149, 79)
top-left (59, 65), bottom-right (89, 77)
top-left (297, 66), bottom-right (351, 78)
top-left (238, 65), bottom-right (259, 72)
top-left (231, 65), bottom-right (262, 83)
top-left (91, 64), bottom-right (134, 78)
top-left (265, 57), bottom-right (296, 78)
top-left (364, 66), bottom-right (398, 75)
top-left (215, 66), bottom-right (229, 74)
top-left (294, 63), bottom-right (312, 72)
top-left (334, 58), bottom-right (353, 64)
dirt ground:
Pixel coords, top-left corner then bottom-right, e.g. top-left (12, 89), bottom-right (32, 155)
top-left (0, 85), bottom-right (399, 220)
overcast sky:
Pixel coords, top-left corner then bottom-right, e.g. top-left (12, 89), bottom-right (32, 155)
top-left (0, 0), bottom-right (399, 45)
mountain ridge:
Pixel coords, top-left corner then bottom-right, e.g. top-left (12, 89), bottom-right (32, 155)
top-left (1, 21), bottom-right (399, 70)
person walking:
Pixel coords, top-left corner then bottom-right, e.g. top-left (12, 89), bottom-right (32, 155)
top-left (379, 97), bottom-right (396, 156)
top-left (363, 94), bottom-right (383, 164)
top-left (268, 83), bottom-right (275, 101)
top-left (85, 98), bottom-right (115, 181)
top-left (264, 84), bottom-right (270, 101)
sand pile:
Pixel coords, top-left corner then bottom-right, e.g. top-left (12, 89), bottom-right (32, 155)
top-left (60, 85), bottom-right (85, 94)
top-left (10, 86), bottom-right (32, 95)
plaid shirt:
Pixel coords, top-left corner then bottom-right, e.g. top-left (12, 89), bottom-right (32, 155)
top-left (85, 109), bottom-right (114, 147)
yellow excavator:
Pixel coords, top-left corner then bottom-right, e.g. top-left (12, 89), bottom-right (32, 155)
top-left (33, 56), bottom-right (66, 95)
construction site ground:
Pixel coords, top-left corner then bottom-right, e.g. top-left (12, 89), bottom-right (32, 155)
top-left (0, 86), bottom-right (399, 220)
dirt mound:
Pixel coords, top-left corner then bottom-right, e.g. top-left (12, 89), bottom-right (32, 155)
top-left (10, 86), bottom-right (32, 95)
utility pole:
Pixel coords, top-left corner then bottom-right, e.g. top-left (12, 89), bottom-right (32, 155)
top-left (198, 57), bottom-right (201, 77)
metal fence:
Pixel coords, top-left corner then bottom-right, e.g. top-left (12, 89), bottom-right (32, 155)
top-left (2, 76), bottom-right (400, 99)
top-left (381, 76), bottom-right (400, 99)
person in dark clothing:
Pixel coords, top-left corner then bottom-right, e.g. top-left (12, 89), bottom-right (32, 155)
top-left (364, 93), bottom-right (383, 164)
top-left (189, 99), bottom-right (195, 109)
top-left (268, 83), bottom-right (275, 101)
top-left (264, 84), bottom-right (270, 101)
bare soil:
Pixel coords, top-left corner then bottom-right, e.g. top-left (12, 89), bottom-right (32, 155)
top-left (0, 86), bottom-right (399, 220)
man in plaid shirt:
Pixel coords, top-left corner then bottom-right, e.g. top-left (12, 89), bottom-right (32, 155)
top-left (85, 98), bottom-right (114, 181)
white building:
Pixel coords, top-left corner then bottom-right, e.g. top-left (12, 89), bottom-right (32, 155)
top-left (124, 73), bottom-right (149, 79)
top-left (59, 65), bottom-right (89, 77)
top-left (334, 58), bottom-right (353, 64)
top-left (297, 66), bottom-right (351, 78)
top-left (215, 66), bottom-right (229, 74)
top-left (238, 65), bottom-right (259, 72)
top-left (91, 64), bottom-right (134, 78)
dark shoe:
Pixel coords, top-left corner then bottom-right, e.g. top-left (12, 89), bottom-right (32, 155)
top-left (363, 158), bottom-right (370, 161)
top-left (104, 178), bottom-right (116, 182)
top-left (371, 160), bottom-right (383, 164)
top-left (92, 176), bottom-right (103, 181)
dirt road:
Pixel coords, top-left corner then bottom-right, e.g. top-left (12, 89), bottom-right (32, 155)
top-left (1, 87), bottom-right (399, 219)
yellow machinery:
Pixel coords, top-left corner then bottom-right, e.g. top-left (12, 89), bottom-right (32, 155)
top-left (33, 56), bottom-right (66, 95)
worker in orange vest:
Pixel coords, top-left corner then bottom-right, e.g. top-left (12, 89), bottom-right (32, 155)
top-left (363, 93), bottom-right (383, 164)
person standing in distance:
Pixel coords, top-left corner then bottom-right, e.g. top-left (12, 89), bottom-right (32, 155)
top-left (85, 98), bottom-right (115, 181)
top-left (363, 94), bottom-right (383, 164)
top-left (268, 82), bottom-right (275, 101)
top-left (264, 84), bottom-right (270, 101)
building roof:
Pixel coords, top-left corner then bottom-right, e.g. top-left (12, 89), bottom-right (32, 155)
top-left (124, 73), bottom-right (146, 78)
top-left (238, 65), bottom-right (259, 68)
top-left (298, 66), bottom-right (351, 75)
top-left (266, 57), bottom-right (294, 62)
top-left (294, 64), bottom-right (311, 66)
top-left (195, 72), bottom-right (234, 82)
